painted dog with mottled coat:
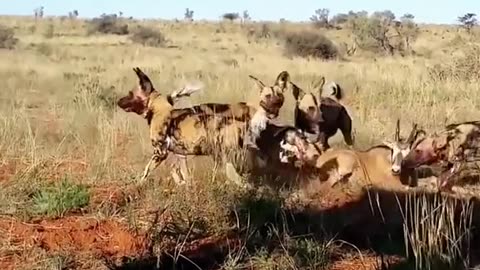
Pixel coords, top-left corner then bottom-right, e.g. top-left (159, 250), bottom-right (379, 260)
top-left (290, 76), bottom-right (353, 152)
top-left (117, 68), bottom-right (290, 185)
top-left (402, 121), bottom-right (480, 192)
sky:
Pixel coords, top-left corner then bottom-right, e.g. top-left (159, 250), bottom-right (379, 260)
top-left (0, 0), bottom-right (478, 24)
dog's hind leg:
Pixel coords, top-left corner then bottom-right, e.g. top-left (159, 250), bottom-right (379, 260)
top-left (172, 154), bottom-right (190, 186)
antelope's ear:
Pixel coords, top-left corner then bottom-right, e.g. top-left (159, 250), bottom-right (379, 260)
top-left (383, 140), bottom-right (395, 149)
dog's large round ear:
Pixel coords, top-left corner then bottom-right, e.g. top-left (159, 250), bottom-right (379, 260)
top-left (248, 75), bottom-right (266, 91)
top-left (133, 67), bottom-right (154, 94)
top-left (434, 134), bottom-right (449, 150)
top-left (312, 76), bottom-right (326, 92)
top-left (275, 71), bottom-right (290, 91)
top-left (409, 129), bottom-right (426, 148)
top-left (291, 83), bottom-right (305, 101)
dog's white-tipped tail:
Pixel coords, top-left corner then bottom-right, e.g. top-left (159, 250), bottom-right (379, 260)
top-left (170, 81), bottom-right (205, 100)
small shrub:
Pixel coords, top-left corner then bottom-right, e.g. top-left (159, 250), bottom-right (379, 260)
top-left (36, 43), bottom-right (54, 57)
top-left (428, 45), bottom-right (480, 82)
top-left (43, 24), bottom-right (55, 39)
top-left (73, 75), bottom-right (119, 111)
top-left (32, 179), bottom-right (90, 217)
top-left (289, 238), bottom-right (331, 269)
top-left (246, 24), bottom-right (271, 43)
top-left (87, 14), bottom-right (129, 35)
top-left (283, 30), bottom-right (338, 60)
top-left (130, 26), bottom-right (167, 47)
top-left (0, 24), bottom-right (18, 49)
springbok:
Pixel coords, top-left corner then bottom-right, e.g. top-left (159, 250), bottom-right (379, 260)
top-left (281, 120), bottom-right (425, 189)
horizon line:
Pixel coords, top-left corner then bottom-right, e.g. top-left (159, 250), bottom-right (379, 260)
top-left (0, 14), bottom-right (461, 27)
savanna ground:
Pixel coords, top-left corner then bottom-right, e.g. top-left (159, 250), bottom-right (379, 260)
top-left (1, 13), bottom-right (480, 270)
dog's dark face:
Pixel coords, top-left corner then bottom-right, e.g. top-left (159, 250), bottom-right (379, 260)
top-left (249, 71), bottom-right (289, 119)
top-left (402, 134), bottom-right (449, 168)
top-left (118, 67), bottom-right (158, 116)
top-left (291, 77), bottom-right (325, 136)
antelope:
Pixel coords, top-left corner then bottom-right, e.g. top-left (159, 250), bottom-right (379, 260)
top-left (282, 120), bottom-right (425, 189)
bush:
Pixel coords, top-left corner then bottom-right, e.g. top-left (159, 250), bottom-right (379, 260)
top-left (32, 179), bottom-right (90, 217)
top-left (130, 26), bottom-right (167, 47)
top-left (0, 24), bottom-right (18, 49)
top-left (283, 30), bottom-right (338, 60)
top-left (429, 45), bottom-right (480, 82)
top-left (87, 13), bottom-right (129, 35)
top-left (43, 24), bottom-right (55, 39)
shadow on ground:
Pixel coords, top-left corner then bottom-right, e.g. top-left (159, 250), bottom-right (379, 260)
top-left (106, 184), bottom-right (480, 270)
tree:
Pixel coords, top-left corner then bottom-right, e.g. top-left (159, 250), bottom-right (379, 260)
top-left (330, 13), bottom-right (349, 25)
top-left (34, 6), bottom-right (44, 19)
top-left (242, 10), bottom-right (251, 23)
top-left (68, 10), bottom-right (79, 20)
top-left (310, 8), bottom-right (330, 28)
top-left (350, 12), bottom-right (395, 55)
top-left (348, 10), bottom-right (368, 19)
top-left (401, 13), bottom-right (414, 20)
top-left (184, 8), bottom-right (194, 21)
top-left (395, 13), bottom-right (419, 52)
top-left (458, 13), bottom-right (477, 33)
top-left (372, 10), bottom-right (396, 22)
top-left (223, 12), bottom-right (240, 21)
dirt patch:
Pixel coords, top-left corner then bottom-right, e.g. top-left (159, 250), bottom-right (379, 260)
top-left (330, 253), bottom-right (406, 270)
top-left (0, 216), bottom-right (148, 260)
top-left (45, 158), bottom-right (90, 180)
top-left (90, 184), bottom-right (140, 210)
top-left (0, 161), bottom-right (18, 182)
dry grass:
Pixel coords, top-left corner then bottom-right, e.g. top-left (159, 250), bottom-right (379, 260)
top-left (1, 16), bottom-right (480, 269)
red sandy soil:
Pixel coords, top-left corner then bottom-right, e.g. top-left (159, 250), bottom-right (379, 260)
top-left (0, 161), bottom-right (18, 182)
top-left (0, 213), bottom-right (243, 270)
top-left (89, 184), bottom-right (140, 210)
top-left (0, 216), bottom-right (148, 258)
top-left (330, 253), bottom-right (406, 270)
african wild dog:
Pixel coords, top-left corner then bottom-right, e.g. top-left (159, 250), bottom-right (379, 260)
top-left (402, 121), bottom-right (480, 192)
top-left (290, 76), bottom-right (353, 152)
top-left (244, 120), bottom-right (322, 187)
top-left (117, 67), bottom-right (289, 185)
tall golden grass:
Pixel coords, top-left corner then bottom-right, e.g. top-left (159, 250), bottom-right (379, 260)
top-left (1, 15), bottom-right (480, 269)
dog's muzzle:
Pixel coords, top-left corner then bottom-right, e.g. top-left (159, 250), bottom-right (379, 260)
top-left (279, 139), bottom-right (304, 163)
top-left (260, 100), bottom-right (283, 119)
top-left (303, 132), bottom-right (320, 144)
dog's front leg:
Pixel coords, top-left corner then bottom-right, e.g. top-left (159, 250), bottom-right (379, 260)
top-left (140, 148), bottom-right (168, 183)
